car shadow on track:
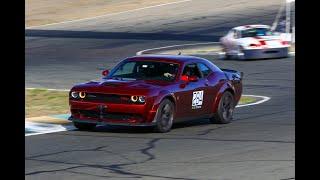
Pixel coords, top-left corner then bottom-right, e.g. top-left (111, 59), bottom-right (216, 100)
top-left (222, 56), bottom-right (289, 61)
top-left (199, 55), bottom-right (290, 62)
top-left (80, 118), bottom-right (214, 134)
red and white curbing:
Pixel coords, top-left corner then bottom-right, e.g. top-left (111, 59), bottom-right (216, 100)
top-left (25, 121), bottom-right (75, 136)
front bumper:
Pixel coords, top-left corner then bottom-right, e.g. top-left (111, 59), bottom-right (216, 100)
top-left (69, 100), bottom-right (157, 126)
top-left (68, 116), bottom-right (156, 127)
top-left (242, 47), bottom-right (288, 59)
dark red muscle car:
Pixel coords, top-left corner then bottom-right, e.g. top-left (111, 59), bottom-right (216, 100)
top-left (68, 55), bottom-right (243, 132)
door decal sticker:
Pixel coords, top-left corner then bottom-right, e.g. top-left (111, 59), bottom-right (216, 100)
top-left (192, 90), bottom-right (204, 109)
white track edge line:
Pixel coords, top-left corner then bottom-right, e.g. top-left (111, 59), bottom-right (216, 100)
top-left (136, 42), bottom-right (219, 55)
top-left (25, 128), bottom-right (74, 137)
top-left (136, 42), bottom-right (295, 55)
top-left (25, 122), bottom-right (75, 136)
top-left (236, 95), bottom-right (271, 108)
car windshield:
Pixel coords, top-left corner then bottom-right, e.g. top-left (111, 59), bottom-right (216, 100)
top-left (241, 28), bottom-right (272, 38)
top-left (106, 60), bottom-right (179, 82)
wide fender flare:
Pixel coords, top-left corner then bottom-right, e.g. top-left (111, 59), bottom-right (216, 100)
top-left (212, 82), bottom-right (235, 113)
top-left (150, 90), bottom-right (177, 117)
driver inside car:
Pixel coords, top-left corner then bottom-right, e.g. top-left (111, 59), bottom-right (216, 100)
top-left (163, 64), bottom-right (178, 79)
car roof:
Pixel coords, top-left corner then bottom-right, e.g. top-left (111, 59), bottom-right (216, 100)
top-left (126, 54), bottom-right (208, 64)
top-left (233, 24), bottom-right (270, 31)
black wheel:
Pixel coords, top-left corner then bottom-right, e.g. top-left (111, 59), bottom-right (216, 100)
top-left (154, 99), bottom-right (174, 133)
top-left (225, 53), bottom-right (231, 60)
top-left (210, 91), bottom-right (235, 124)
top-left (237, 46), bottom-right (245, 60)
top-left (73, 122), bottom-right (96, 131)
top-left (222, 45), bottom-right (230, 60)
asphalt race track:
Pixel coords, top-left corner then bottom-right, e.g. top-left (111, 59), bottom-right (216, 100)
top-left (25, 0), bottom-right (295, 179)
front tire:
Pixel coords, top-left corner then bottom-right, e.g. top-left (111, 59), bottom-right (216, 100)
top-left (154, 99), bottom-right (174, 133)
top-left (237, 46), bottom-right (245, 60)
top-left (225, 53), bottom-right (232, 60)
top-left (210, 91), bottom-right (235, 124)
top-left (73, 122), bottom-right (96, 131)
top-left (221, 45), bottom-right (231, 60)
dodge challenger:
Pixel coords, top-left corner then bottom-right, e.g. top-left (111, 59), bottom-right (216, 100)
top-left (68, 55), bottom-right (243, 132)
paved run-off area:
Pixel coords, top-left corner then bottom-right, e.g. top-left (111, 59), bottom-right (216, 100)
top-left (25, 0), bottom-right (294, 179)
top-left (26, 0), bottom-right (185, 27)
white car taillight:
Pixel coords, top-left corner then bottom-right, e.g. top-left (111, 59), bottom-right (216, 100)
top-left (249, 43), bottom-right (261, 47)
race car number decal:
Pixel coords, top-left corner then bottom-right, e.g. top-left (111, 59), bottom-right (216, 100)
top-left (192, 90), bottom-right (204, 109)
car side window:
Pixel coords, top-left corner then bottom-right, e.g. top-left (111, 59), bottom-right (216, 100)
top-left (236, 30), bottom-right (241, 38)
top-left (182, 63), bottom-right (202, 78)
top-left (232, 30), bottom-right (237, 39)
top-left (197, 63), bottom-right (212, 77)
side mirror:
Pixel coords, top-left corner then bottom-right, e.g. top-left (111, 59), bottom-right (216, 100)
top-left (102, 69), bottom-right (109, 76)
top-left (188, 75), bottom-right (198, 82)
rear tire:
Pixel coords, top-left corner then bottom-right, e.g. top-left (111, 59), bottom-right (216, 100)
top-left (153, 99), bottom-right (174, 133)
top-left (210, 91), bottom-right (235, 124)
top-left (73, 122), bottom-right (96, 131)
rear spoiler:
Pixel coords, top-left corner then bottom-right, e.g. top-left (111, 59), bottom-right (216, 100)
top-left (220, 68), bottom-right (244, 80)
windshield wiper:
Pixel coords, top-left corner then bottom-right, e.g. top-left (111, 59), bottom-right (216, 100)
top-left (121, 77), bottom-right (138, 80)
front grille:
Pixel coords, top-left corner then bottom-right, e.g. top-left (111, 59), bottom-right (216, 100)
top-left (85, 93), bottom-right (126, 103)
top-left (71, 93), bottom-right (144, 104)
top-left (77, 110), bottom-right (141, 120)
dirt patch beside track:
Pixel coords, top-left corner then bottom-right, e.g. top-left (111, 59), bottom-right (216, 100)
top-left (26, 89), bottom-right (69, 118)
top-left (26, 0), bottom-right (184, 27)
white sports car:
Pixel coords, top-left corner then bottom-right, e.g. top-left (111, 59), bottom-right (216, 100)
top-left (220, 25), bottom-right (290, 59)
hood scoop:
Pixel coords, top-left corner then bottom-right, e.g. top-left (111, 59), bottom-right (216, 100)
top-left (86, 81), bottom-right (99, 84)
top-left (101, 82), bottom-right (123, 87)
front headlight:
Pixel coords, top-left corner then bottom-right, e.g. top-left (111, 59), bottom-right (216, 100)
top-left (130, 96), bottom-right (145, 103)
top-left (79, 92), bottom-right (86, 98)
top-left (138, 96), bottom-right (145, 103)
top-left (131, 96), bottom-right (138, 102)
top-left (71, 91), bottom-right (79, 98)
